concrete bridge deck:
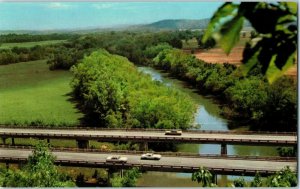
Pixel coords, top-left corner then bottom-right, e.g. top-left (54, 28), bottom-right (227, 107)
top-left (0, 148), bottom-right (296, 176)
top-left (0, 127), bottom-right (297, 146)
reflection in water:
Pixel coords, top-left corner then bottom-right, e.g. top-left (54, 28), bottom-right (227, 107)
top-left (136, 172), bottom-right (199, 187)
top-left (138, 66), bottom-right (229, 132)
top-left (137, 67), bottom-right (278, 187)
top-left (194, 106), bottom-right (228, 131)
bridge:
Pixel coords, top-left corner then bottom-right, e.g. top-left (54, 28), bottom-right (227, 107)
top-left (0, 148), bottom-right (296, 176)
top-left (0, 127), bottom-right (296, 155)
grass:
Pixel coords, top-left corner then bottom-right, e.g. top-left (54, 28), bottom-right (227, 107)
top-left (0, 40), bottom-right (66, 49)
top-left (0, 60), bottom-right (83, 126)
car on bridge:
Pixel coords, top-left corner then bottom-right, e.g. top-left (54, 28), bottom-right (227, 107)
top-left (141, 153), bottom-right (162, 160)
top-left (165, 129), bottom-right (182, 135)
top-left (106, 156), bottom-right (128, 163)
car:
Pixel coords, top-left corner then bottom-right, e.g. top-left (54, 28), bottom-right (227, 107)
top-left (106, 156), bottom-right (128, 163)
top-left (141, 153), bottom-right (162, 160)
top-left (165, 129), bottom-right (182, 135)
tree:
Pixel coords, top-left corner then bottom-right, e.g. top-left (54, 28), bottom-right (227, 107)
top-left (1, 141), bottom-right (75, 187)
top-left (197, 34), bottom-right (216, 49)
top-left (191, 167), bottom-right (214, 187)
top-left (251, 172), bottom-right (263, 187)
top-left (203, 2), bottom-right (297, 83)
top-left (266, 166), bottom-right (297, 187)
top-left (110, 168), bottom-right (141, 187)
top-left (233, 176), bottom-right (247, 187)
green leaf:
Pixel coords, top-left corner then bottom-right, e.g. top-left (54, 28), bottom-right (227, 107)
top-left (219, 15), bottom-right (244, 54)
top-left (266, 51), bottom-right (296, 83)
top-left (202, 3), bottom-right (238, 43)
top-left (286, 2), bottom-right (297, 14)
top-left (241, 47), bottom-right (261, 75)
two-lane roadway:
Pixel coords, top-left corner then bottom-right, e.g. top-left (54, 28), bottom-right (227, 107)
top-left (0, 128), bottom-right (297, 146)
top-left (0, 148), bottom-right (296, 176)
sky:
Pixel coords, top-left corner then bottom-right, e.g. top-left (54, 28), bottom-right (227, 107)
top-left (0, 2), bottom-right (223, 30)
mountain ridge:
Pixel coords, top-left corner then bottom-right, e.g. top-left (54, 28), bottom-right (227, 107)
top-left (0, 18), bottom-right (252, 34)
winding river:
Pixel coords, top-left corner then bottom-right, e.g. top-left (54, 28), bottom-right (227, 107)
top-left (136, 67), bottom-right (279, 187)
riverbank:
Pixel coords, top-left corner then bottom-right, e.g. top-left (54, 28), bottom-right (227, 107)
top-left (136, 66), bottom-right (279, 187)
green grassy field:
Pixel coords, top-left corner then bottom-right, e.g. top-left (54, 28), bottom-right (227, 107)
top-left (0, 40), bottom-right (66, 49)
top-left (0, 60), bottom-right (83, 126)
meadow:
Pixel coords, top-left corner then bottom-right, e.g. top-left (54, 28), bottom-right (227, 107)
top-left (0, 59), bottom-right (82, 126)
top-left (0, 39), bottom-right (66, 49)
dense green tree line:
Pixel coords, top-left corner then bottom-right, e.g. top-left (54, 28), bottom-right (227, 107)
top-left (148, 46), bottom-right (296, 131)
top-left (0, 45), bottom-right (54, 65)
top-left (0, 30), bottom-right (196, 68)
top-left (0, 33), bottom-right (77, 43)
top-left (47, 31), bottom-right (184, 70)
top-left (192, 166), bottom-right (297, 187)
top-left (71, 50), bottom-right (195, 129)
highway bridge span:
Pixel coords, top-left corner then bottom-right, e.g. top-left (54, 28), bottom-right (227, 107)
top-left (0, 148), bottom-right (296, 176)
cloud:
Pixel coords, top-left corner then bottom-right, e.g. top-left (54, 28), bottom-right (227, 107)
top-left (48, 3), bottom-right (72, 9)
top-left (92, 3), bottom-right (151, 11)
top-left (92, 3), bottom-right (116, 10)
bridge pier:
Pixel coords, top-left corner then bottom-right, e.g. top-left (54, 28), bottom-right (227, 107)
top-left (2, 137), bottom-right (7, 145)
top-left (221, 143), bottom-right (227, 156)
top-left (76, 140), bottom-right (90, 149)
top-left (120, 169), bottom-right (124, 178)
top-left (140, 142), bottom-right (148, 151)
top-left (11, 138), bottom-right (15, 146)
top-left (107, 168), bottom-right (115, 186)
top-left (5, 162), bottom-right (9, 169)
top-left (213, 173), bottom-right (218, 185)
top-left (293, 145), bottom-right (297, 154)
top-left (47, 138), bottom-right (50, 144)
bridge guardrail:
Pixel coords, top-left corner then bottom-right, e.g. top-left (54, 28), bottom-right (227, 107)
top-left (0, 132), bottom-right (296, 145)
top-left (0, 125), bottom-right (297, 135)
top-left (0, 145), bottom-right (296, 162)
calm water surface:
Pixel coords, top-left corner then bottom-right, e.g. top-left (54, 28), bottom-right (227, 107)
top-left (136, 67), bottom-right (278, 187)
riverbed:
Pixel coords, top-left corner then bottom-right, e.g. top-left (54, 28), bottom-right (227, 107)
top-left (136, 67), bottom-right (278, 187)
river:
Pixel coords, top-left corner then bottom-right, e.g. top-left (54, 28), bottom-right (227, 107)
top-left (136, 67), bottom-right (278, 187)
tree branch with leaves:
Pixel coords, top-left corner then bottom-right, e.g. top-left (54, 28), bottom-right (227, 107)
top-left (203, 2), bottom-right (297, 83)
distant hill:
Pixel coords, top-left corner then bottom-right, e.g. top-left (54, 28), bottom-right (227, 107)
top-left (0, 19), bottom-right (253, 34)
top-left (132, 19), bottom-right (252, 31)
top-left (142, 19), bottom-right (210, 30)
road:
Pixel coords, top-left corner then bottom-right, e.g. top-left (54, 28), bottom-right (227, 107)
top-left (0, 148), bottom-right (296, 176)
top-left (0, 128), bottom-right (297, 146)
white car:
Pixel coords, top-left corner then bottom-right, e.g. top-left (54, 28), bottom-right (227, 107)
top-left (141, 153), bottom-right (162, 160)
top-left (165, 129), bottom-right (182, 135)
top-left (106, 156), bottom-right (128, 163)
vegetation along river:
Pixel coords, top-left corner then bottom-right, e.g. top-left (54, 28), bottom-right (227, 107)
top-left (136, 66), bottom-right (279, 187)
